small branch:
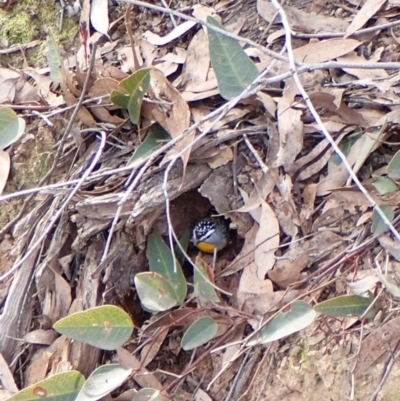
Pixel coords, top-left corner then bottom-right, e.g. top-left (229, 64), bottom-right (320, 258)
top-left (243, 134), bottom-right (268, 174)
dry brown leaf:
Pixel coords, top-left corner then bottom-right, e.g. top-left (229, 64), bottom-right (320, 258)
top-left (237, 262), bottom-right (274, 314)
top-left (54, 271), bottom-right (72, 320)
top-left (275, 79), bottom-right (303, 169)
top-left (268, 251), bottom-right (310, 287)
top-left (90, 0), bottom-right (109, 36)
top-left (313, 205), bottom-right (346, 231)
top-left (207, 146), bottom-right (233, 169)
top-left (267, 28), bottom-right (285, 44)
top-left (346, 269), bottom-right (380, 295)
top-left (180, 28), bottom-right (210, 92)
top-left (349, 124), bottom-right (388, 185)
top-left (309, 90), bottom-right (367, 126)
top-left (79, 0), bottom-right (91, 68)
top-left (300, 183), bottom-right (318, 234)
top-left (345, 0), bottom-right (387, 38)
top-left (139, 39), bottom-right (157, 67)
top-left (144, 69), bottom-right (191, 167)
top-left (24, 348), bottom-right (52, 386)
top-left (23, 69), bottom-right (63, 107)
top-left (354, 316), bottom-right (400, 376)
top-left (316, 131), bottom-right (376, 196)
top-left (256, 92), bottom-right (276, 118)
top-left (208, 108), bottom-right (250, 133)
top-left (88, 77), bottom-right (120, 97)
top-left (356, 210), bottom-right (373, 227)
top-left (140, 329), bottom-right (168, 368)
top-left (379, 235), bottom-right (400, 262)
top-left (117, 46), bottom-right (143, 73)
top-left (90, 107), bottom-right (125, 124)
top-left (0, 352), bottom-right (18, 392)
top-left (195, 388), bottom-right (213, 401)
top-left (337, 51), bottom-right (389, 83)
top-left (143, 21), bottom-right (196, 46)
top-left (63, 91), bottom-right (97, 126)
top-left (257, 0), bottom-right (349, 33)
top-left (322, 190), bottom-right (370, 215)
top-left (254, 201), bottom-right (279, 278)
top-left (113, 390), bottom-right (137, 401)
top-left (270, 231), bottom-right (345, 287)
top-left (181, 88), bottom-right (220, 102)
top-left (23, 329), bottom-right (58, 345)
top-left (289, 130), bottom-right (347, 181)
top-left (13, 78), bottom-right (38, 105)
top-left (0, 150), bottom-right (10, 195)
top-left (117, 347), bottom-right (164, 390)
top-left (191, 4), bottom-right (216, 21)
top-left (0, 68), bottom-right (20, 103)
top-left (294, 38), bottom-right (361, 64)
top-left (221, 223), bottom-right (258, 277)
top-left (234, 171), bottom-right (277, 218)
top-left (151, 52), bottom-right (185, 78)
top-left (242, 290), bottom-right (300, 317)
top-left (101, 65), bottom-right (129, 81)
top-left (270, 190), bottom-right (299, 238)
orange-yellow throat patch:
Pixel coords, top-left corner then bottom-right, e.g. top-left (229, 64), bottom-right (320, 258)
top-left (196, 241), bottom-right (218, 253)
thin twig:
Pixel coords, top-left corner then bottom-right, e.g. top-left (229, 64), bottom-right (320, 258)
top-left (243, 134), bottom-right (268, 174)
top-left (159, 0), bottom-right (177, 27)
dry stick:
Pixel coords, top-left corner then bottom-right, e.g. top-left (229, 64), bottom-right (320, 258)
top-left (243, 134), bottom-right (268, 174)
top-left (125, 4), bottom-right (141, 71)
top-left (0, 42), bottom-right (99, 239)
top-left (270, 0), bottom-right (400, 242)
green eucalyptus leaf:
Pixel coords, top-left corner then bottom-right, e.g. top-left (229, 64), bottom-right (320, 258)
top-left (5, 371), bottom-right (84, 401)
top-left (181, 316), bottom-right (218, 350)
top-left (248, 301), bottom-right (316, 345)
top-left (75, 364), bottom-right (132, 401)
top-left (127, 125), bottom-right (170, 167)
top-left (371, 204), bottom-right (394, 236)
top-left (53, 305), bottom-right (133, 350)
top-left (207, 16), bottom-right (259, 100)
top-left (314, 294), bottom-right (374, 318)
top-left (0, 108), bottom-right (25, 150)
top-left (146, 232), bottom-right (187, 303)
top-left (134, 272), bottom-right (178, 312)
